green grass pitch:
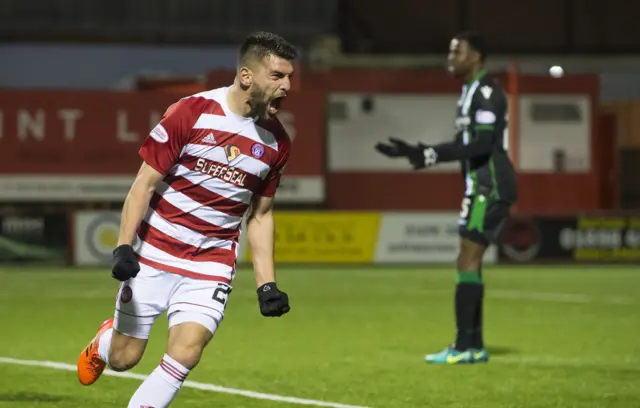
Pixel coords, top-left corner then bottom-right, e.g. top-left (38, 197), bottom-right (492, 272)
top-left (0, 265), bottom-right (638, 407)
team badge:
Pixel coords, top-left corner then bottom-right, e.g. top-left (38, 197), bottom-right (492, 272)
top-left (150, 124), bottom-right (168, 143)
top-left (120, 285), bottom-right (133, 304)
top-left (480, 85), bottom-right (493, 99)
top-left (224, 144), bottom-right (240, 162)
top-left (251, 143), bottom-right (265, 159)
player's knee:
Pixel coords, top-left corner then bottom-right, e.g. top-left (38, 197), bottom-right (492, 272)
top-left (108, 341), bottom-right (145, 372)
top-left (108, 349), bottom-right (142, 372)
top-left (166, 343), bottom-right (204, 370)
top-left (457, 238), bottom-right (486, 270)
top-left (456, 252), bottom-right (481, 271)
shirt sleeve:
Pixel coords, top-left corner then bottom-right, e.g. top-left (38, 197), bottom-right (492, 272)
top-left (258, 146), bottom-right (290, 197)
top-left (138, 97), bottom-right (203, 174)
top-left (430, 85), bottom-right (502, 163)
top-left (430, 131), bottom-right (493, 162)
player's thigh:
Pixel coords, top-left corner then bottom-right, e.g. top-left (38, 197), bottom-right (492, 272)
top-left (459, 198), bottom-right (510, 248)
top-left (113, 263), bottom-right (177, 341)
top-left (165, 278), bottom-right (232, 367)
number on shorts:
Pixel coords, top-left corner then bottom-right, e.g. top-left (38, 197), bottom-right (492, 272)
top-left (212, 283), bottom-right (232, 305)
top-left (459, 197), bottom-right (472, 219)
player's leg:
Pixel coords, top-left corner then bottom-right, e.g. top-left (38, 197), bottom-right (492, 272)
top-left (465, 201), bottom-right (510, 360)
top-left (106, 330), bottom-right (148, 371)
top-left (425, 235), bottom-right (486, 365)
top-left (126, 322), bottom-right (214, 408)
top-left (454, 236), bottom-right (487, 356)
top-left (77, 264), bottom-right (173, 385)
top-left (426, 196), bottom-right (508, 364)
top-left (127, 277), bottom-right (230, 408)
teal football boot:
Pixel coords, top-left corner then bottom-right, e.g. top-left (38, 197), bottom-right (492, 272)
top-left (425, 345), bottom-right (473, 364)
top-left (470, 348), bottom-right (489, 363)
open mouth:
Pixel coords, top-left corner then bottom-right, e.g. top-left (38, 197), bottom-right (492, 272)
top-left (268, 96), bottom-right (285, 115)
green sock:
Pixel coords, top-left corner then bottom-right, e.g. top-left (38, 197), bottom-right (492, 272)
top-left (472, 267), bottom-right (485, 349)
top-left (456, 270), bottom-right (483, 284)
top-left (454, 270), bottom-right (484, 351)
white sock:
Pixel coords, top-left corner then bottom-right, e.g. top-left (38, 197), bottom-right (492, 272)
top-left (97, 328), bottom-right (113, 366)
top-left (127, 354), bottom-right (190, 408)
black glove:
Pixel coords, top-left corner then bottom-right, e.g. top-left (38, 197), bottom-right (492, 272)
top-left (257, 282), bottom-right (290, 317)
top-left (112, 244), bottom-right (140, 281)
top-left (374, 137), bottom-right (437, 169)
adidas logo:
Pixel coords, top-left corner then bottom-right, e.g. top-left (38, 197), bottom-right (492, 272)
top-left (201, 133), bottom-right (216, 145)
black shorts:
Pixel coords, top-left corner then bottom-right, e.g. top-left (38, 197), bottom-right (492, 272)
top-left (457, 195), bottom-right (511, 247)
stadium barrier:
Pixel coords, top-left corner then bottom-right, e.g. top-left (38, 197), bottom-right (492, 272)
top-left (239, 211), bottom-right (498, 265)
top-left (73, 211), bottom-right (121, 266)
top-left (71, 210), bottom-right (498, 266)
top-left (498, 214), bottom-right (640, 264)
top-left (0, 211), bottom-right (69, 265)
top-left (71, 210), bottom-right (640, 266)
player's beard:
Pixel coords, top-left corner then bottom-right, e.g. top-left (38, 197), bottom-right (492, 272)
top-left (248, 83), bottom-right (282, 119)
top-left (247, 83), bottom-right (272, 119)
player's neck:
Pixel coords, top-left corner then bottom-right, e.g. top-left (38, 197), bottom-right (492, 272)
top-left (463, 67), bottom-right (486, 84)
top-left (227, 83), bottom-right (256, 119)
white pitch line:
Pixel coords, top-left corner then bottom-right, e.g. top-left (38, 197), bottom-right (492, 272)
top-left (0, 357), bottom-right (371, 408)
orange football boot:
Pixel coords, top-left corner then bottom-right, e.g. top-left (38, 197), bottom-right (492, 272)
top-left (77, 318), bottom-right (113, 385)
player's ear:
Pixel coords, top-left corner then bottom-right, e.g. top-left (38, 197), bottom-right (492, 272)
top-left (471, 50), bottom-right (481, 65)
top-left (238, 66), bottom-right (253, 89)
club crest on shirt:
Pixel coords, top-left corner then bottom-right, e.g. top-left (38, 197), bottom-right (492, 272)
top-left (251, 143), bottom-right (265, 159)
top-left (224, 144), bottom-right (240, 162)
top-left (120, 285), bottom-right (132, 303)
top-left (150, 124), bottom-right (168, 143)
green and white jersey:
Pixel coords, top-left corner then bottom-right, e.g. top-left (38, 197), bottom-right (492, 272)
top-left (454, 70), bottom-right (517, 203)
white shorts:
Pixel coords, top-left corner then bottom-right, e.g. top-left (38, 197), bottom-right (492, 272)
top-left (113, 263), bottom-right (232, 339)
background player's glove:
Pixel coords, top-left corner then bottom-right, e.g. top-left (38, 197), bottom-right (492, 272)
top-left (257, 282), bottom-right (290, 317)
top-left (374, 137), bottom-right (414, 157)
top-left (374, 137), bottom-right (438, 169)
top-left (111, 244), bottom-right (140, 281)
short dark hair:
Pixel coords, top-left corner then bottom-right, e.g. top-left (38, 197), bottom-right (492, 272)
top-left (454, 31), bottom-right (488, 62)
top-left (239, 31), bottom-right (298, 67)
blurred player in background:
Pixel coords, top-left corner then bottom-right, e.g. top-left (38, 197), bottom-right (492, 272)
top-left (375, 32), bottom-right (517, 364)
top-left (76, 31), bottom-right (296, 407)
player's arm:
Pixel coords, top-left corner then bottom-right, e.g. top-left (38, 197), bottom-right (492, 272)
top-left (117, 162), bottom-right (164, 247)
top-left (375, 88), bottom-right (501, 168)
top-left (246, 194), bottom-right (291, 318)
top-left (426, 90), bottom-right (501, 163)
top-left (425, 127), bottom-right (493, 163)
top-left (424, 86), bottom-right (505, 166)
top-left (246, 194), bottom-right (277, 287)
top-left (375, 129), bottom-right (493, 169)
top-left (246, 139), bottom-right (291, 317)
top-left (111, 98), bottom-right (200, 282)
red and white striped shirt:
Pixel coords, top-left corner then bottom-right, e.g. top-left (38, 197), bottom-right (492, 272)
top-left (132, 87), bottom-right (290, 283)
